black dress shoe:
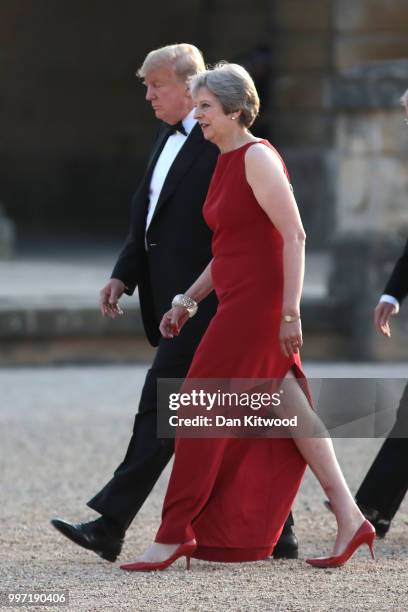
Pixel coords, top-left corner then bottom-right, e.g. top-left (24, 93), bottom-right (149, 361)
top-left (323, 500), bottom-right (390, 539)
top-left (357, 504), bottom-right (390, 539)
top-left (272, 525), bottom-right (298, 559)
top-left (50, 518), bottom-right (124, 562)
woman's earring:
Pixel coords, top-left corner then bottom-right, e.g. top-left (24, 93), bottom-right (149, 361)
top-left (231, 116), bottom-right (236, 120)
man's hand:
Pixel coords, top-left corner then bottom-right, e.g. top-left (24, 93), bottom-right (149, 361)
top-left (374, 301), bottom-right (397, 337)
top-left (100, 279), bottom-right (125, 319)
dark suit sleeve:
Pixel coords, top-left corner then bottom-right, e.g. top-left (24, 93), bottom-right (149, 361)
top-left (383, 240), bottom-right (408, 304)
top-left (111, 225), bottom-right (145, 296)
top-left (110, 126), bottom-right (166, 295)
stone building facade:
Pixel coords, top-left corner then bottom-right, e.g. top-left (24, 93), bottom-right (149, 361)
top-left (1, 0), bottom-right (408, 245)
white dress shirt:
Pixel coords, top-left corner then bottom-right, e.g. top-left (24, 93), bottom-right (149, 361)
top-left (145, 109), bottom-right (197, 235)
top-left (379, 294), bottom-right (399, 314)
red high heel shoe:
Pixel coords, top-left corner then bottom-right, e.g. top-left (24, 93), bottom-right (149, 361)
top-left (120, 540), bottom-right (197, 572)
top-left (306, 520), bottom-right (376, 568)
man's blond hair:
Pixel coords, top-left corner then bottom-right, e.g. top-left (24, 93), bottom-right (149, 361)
top-left (137, 43), bottom-right (205, 81)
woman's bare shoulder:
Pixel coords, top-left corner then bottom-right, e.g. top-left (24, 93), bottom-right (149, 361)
top-left (245, 142), bottom-right (285, 176)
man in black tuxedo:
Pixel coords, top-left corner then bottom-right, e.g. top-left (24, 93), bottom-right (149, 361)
top-left (51, 43), bottom-right (298, 560)
top-left (355, 238), bottom-right (408, 537)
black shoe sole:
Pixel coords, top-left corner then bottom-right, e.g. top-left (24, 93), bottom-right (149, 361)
top-left (50, 520), bottom-right (120, 562)
top-left (97, 549), bottom-right (119, 562)
top-left (272, 548), bottom-right (299, 560)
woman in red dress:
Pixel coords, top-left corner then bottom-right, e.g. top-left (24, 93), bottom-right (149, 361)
top-left (121, 63), bottom-right (374, 570)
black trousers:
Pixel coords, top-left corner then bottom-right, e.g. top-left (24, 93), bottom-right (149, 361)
top-left (87, 330), bottom-right (196, 530)
top-left (87, 329), bottom-right (294, 533)
top-left (356, 383), bottom-right (408, 521)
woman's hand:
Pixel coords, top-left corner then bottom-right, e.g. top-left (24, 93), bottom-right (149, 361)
top-left (279, 319), bottom-right (303, 357)
top-left (159, 306), bottom-right (190, 338)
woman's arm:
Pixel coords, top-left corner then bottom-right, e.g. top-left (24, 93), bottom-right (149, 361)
top-left (185, 259), bottom-right (214, 304)
top-left (160, 260), bottom-right (214, 338)
top-left (245, 144), bottom-right (306, 357)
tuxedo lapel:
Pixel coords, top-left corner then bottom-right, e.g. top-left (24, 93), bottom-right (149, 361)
top-left (130, 125), bottom-right (172, 230)
top-left (148, 124), bottom-right (208, 225)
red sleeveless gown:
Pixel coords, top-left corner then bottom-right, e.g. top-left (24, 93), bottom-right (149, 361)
top-left (155, 140), bottom-right (308, 562)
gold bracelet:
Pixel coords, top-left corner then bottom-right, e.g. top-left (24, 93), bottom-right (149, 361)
top-left (282, 314), bottom-right (300, 323)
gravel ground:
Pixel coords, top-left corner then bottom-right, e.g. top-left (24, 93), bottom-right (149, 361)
top-left (0, 364), bottom-right (407, 612)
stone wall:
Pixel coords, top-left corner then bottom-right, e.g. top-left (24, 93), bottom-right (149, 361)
top-left (1, 1), bottom-right (159, 236)
top-left (333, 60), bottom-right (408, 236)
top-left (269, 0), bottom-right (408, 248)
top-left (334, 0), bottom-right (408, 69)
top-left (270, 0), bottom-right (335, 248)
top-left (1, 0), bottom-right (408, 246)
top-left (329, 57), bottom-right (408, 360)
top-left (0, 0), bottom-right (268, 238)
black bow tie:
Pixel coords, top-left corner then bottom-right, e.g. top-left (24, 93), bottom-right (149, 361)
top-left (166, 120), bottom-right (188, 136)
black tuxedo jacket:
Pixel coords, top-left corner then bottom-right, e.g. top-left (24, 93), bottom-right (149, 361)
top-left (383, 239), bottom-right (408, 305)
top-left (111, 122), bottom-right (219, 346)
